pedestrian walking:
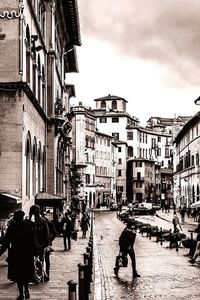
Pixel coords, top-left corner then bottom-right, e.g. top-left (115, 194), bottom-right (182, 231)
top-left (114, 221), bottom-right (140, 278)
top-left (80, 212), bottom-right (90, 238)
top-left (172, 211), bottom-right (182, 233)
top-left (0, 210), bottom-right (35, 300)
top-left (180, 205), bottom-right (186, 223)
top-left (61, 212), bottom-right (73, 250)
top-left (190, 219), bottom-right (200, 264)
top-left (28, 205), bottom-right (50, 282)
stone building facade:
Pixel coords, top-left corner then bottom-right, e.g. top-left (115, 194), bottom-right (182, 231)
top-left (0, 0), bottom-right (81, 218)
top-left (174, 113), bottom-right (200, 208)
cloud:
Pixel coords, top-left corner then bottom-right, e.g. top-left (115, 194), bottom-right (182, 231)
top-left (79, 0), bottom-right (200, 87)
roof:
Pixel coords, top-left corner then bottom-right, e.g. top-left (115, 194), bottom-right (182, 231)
top-left (173, 112), bottom-right (200, 143)
top-left (94, 94), bottom-right (127, 102)
top-left (35, 192), bottom-right (66, 207)
top-left (0, 193), bottom-right (22, 204)
top-left (62, 0), bottom-right (81, 46)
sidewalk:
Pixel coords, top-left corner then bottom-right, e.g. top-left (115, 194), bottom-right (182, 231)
top-left (156, 209), bottom-right (198, 237)
top-left (0, 230), bottom-right (91, 300)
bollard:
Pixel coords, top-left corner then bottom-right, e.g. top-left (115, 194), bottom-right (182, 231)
top-left (175, 232), bottom-right (179, 252)
top-left (146, 225), bottom-right (149, 238)
top-left (160, 227), bottom-right (163, 245)
top-left (83, 253), bottom-right (90, 296)
top-left (169, 229), bottom-right (172, 249)
top-left (149, 226), bottom-right (151, 240)
top-left (156, 227), bottom-right (159, 243)
top-left (86, 247), bottom-right (93, 283)
top-left (67, 280), bottom-right (77, 300)
top-left (78, 263), bottom-right (86, 300)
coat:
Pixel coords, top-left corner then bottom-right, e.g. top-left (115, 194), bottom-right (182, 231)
top-left (119, 227), bottom-right (136, 251)
top-left (80, 216), bottom-right (90, 231)
top-left (0, 219), bottom-right (35, 282)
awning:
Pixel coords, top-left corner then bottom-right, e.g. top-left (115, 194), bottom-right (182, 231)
top-left (0, 193), bottom-right (22, 204)
top-left (0, 193), bottom-right (22, 219)
top-left (35, 192), bottom-right (66, 207)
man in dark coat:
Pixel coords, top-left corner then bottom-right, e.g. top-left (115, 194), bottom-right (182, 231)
top-left (61, 212), bottom-right (73, 250)
top-left (114, 221), bottom-right (140, 278)
top-left (0, 209), bottom-right (35, 300)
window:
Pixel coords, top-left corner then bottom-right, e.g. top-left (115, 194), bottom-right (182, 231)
top-left (86, 174), bottom-right (90, 184)
top-left (158, 136), bottom-right (161, 142)
top-left (165, 147), bottom-right (169, 158)
top-left (32, 138), bottom-right (37, 196)
top-left (127, 131), bottom-right (133, 140)
top-left (157, 148), bottom-right (161, 156)
top-left (118, 147), bottom-right (122, 152)
top-left (112, 100), bottom-right (117, 110)
top-left (112, 117), bottom-right (119, 123)
top-left (100, 117), bottom-right (107, 123)
top-left (136, 182), bottom-right (142, 188)
top-left (118, 158), bottom-right (122, 164)
top-left (196, 153), bottom-right (199, 165)
top-left (38, 142), bottom-right (41, 192)
top-left (152, 138), bottom-right (156, 148)
top-left (26, 25), bottom-right (31, 83)
top-left (136, 161), bottom-right (142, 167)
top-left (118, 170), bottom-right (122, 176)
top-left (101, 100), bottom-right (106, 108)
top-left (25, 132), bottom-right (31, 197)
top-left (107, 139), bottom-right (110, 146)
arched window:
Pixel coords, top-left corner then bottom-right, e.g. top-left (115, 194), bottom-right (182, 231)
top-left (26, 25), bottom-right (31, 83)
top-left (25, 132), bottom-right (31, 197)
top-left (101, 100), bottom-right (106, 108)
top-left (112, 100), bottom-right (117, 110)
top-left (197, 184), bottom-right (199, 202)
top-left (42, 145), bottom-right (46, 191)
top-left (42, 65), bottom-right (46, 111)
top-left (38, 142), bottom-right (41, 192)
top-left (128, 146), bottom-right (133, 158)
top-left (32, 138), bottom-right (37, 196)
top-left (37, 55), bottom-right (41, 104)
top-left (85, 136), bottom-right (89, 148)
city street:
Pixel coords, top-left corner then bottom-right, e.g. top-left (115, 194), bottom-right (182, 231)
top-left (94, 210), bottom-right (200, 300)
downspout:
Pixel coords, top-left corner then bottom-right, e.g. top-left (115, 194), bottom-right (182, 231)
top-left (19, 1), bottom-right (24, 80)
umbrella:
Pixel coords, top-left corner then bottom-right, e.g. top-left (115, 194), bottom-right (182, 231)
top-left (190, 200), bottom-right (200, 209)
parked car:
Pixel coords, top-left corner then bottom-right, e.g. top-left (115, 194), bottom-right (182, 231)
top-left (110, 203), bottom-right (119, 211)
top-left (131, 203), bottom-right (156, 215)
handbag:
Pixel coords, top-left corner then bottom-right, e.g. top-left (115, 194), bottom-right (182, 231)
top-left (71, 230), bottom-right (78, 241)
top-left (115, 252), bottom-right (128, 268)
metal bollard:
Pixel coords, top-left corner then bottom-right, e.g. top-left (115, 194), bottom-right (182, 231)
top-left (160, 227), bottom-right (163, 245)
top-left (149, 226), bottom-right (152, 240)
top-left (78, 263), bottom-right (86, 300)
top-left (156, 227), bottom-right (159, 243)
top-left (169, 229), bottom-right (172, 249)
top-left (175, 232), bottom-right (179, 252)
top-left (67, 280), bottom-right (77, 300)
top-left (83, 253), bottom-right (90, 296)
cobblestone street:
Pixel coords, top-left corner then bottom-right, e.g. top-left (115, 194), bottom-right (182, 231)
top-left (94, 210), bottom-right (200, 300)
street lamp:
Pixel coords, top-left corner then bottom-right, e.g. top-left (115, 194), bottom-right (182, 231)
top-left (194, 96), bottom-right (200, 105)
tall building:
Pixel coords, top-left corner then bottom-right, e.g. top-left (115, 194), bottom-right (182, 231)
top-left (0, 0), bottom-right (81, 220)
top-left (71, 103), bottom-right (117, 209)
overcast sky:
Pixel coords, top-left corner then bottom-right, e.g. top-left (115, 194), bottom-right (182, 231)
top-left (68, 0), bottom-right (200, 125)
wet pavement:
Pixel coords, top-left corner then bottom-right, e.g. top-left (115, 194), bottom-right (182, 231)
top-left (94, 210), bottom-right (200, 300)
top-left (0, 209), bottom-right (200, 299)
top-left (0, 229), bottom-right (90, 300)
